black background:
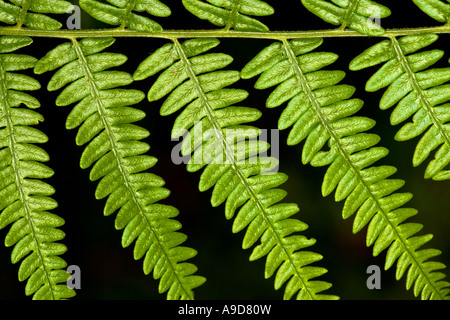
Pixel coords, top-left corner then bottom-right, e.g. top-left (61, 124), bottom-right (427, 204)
top-left (0, 0), bottom-right (449, 301)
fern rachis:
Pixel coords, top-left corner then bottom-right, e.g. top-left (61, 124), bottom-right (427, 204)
top-left (33, 36), bottom-right (206, 300)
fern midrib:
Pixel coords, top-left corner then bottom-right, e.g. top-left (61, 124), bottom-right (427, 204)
top-left (119, 0), bottom-right (137, 30)
top-left (281, 39), bottom-right (446, 300)
top-left (224, 0), bottom-right (241, 32)
top-left (173, 38), bottom-right (319, 300)
top-left (16, 0), bottom-right (30, 29)
top-left (339, 0), bottom-right (361, 31)
top-left (0, 59), bottom-right (56, 299)
top-left (71, 38), bottom-right (194, 300)
top-left (390, 36), bottom-right (450, 166)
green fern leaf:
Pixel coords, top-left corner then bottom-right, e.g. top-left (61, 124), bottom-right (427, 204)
top-left (300, 0), bottom-right (391, 35)
top-left (79, 0), bottom-right (170, 32)
top-left (135, 37), bottom-right (338, 300)
top-left (242, 38), bottom-right (450, 300)
top-left (34, 37), bottom-right (205, 300)
top-left (0, 0), bottom-right (72, 29)
top-left (350, 34), bottom-right (450, 181)
top-left (0, 35), bottom-right (75, 300)
top-left (413, 0), bottom-right (450, 23)
top-left (182, 0), bottom-right (274, 31)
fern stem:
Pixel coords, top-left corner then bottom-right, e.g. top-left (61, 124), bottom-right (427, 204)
top-left (172, 38), bottom-right (319, 300)
top-left (1, 26), bottom-right (450, 39)
top-left (15, 0), bottom-right (30, 29)
top-left (71, 38), bottom-right (194, 300)
top-left (389, 36), bottom-right (450, 165)
top-left (281, 39), bottom-right (447, 300)
top-left (0, 59), bottom-right (55, 299)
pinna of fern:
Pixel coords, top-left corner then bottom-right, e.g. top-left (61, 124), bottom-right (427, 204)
top-left (350, 33), bottom-right (450, 181)
top-left (33, 36), bottom-right (206, 300)
top-left (133, 36), bottom-right (339, 300)
top-left (0, 35), bottom-right (75, 300)
top-left (241, 37), bottom-right (450, 300)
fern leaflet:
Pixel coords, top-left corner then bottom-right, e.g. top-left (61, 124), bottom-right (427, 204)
top-left (34, 37), bottom-right (206, 300)
top-left (0, 35), bottom-right (75, 300)
top-left (242, 38), bottom-right (450, 300)
top-left (300, 0), bottom-right (391, 36)
top-left (350, 34), bottom-right (450, 181)
top-left (134, 37), bottom-right (338, 300)
top-left (182, 0), bottom-right (274, 31)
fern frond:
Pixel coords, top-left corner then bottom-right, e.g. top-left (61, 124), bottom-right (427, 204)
top-left (350, 34), bottom-right (450, 181)
top-left (34, 37), bottom-right (205, 300)
top-left (135, 37), bottom-right (338, 300)
top-left (79, 0), bottom-right (170, 32)
top-left (300, 0), bottom-right (391, 35)
top-left (242, 38), bottom-right (450, 300)
top-left (0, 0), bottom-right (72, 30)
top-left (0, 36), bottom-right (75, 300)
top-left (413, 0), bottom-right (450, 23)
top-left (182, 0), bottom-right (274, 31)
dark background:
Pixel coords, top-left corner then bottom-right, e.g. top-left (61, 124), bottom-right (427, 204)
top-left (0, 0), bottom-right (449, 300)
